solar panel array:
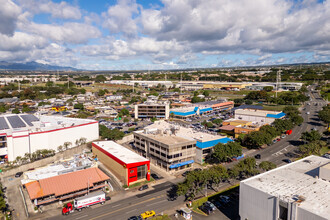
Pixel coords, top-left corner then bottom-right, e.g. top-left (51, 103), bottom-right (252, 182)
top-left (21, 114), bottom-right (39, 126)
top-left (7, 115), bottom-right (26, 128)
top-left (0, 117), bottom-right (9, 130)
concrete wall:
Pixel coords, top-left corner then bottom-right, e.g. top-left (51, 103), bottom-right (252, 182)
top-left (297, 206), bottom-right (328, 220)
top-left (6, 122), bottom-right (99, 161)
top-left (1, 143), bottom-right (90, 177)
top-left (195, 148), bottom-right (203, 164)
top-left (240, 182), bottom-right (277, 220)
top-left (92, 146), bottom-right (127, 186)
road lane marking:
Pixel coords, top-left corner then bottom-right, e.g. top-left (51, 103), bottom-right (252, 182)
top-left (112, 204), bottom-right (121, 208)
top-left (126, 208), bottom-right (137, 213)
top-left (90, 196), bottom-right (159, 220)
top-left (76, 214), bottom-right (88, 219)
top-left (146, 199), bottom-right (167, 207)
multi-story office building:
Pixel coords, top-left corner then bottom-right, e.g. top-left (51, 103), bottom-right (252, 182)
top-left (133, 121), bottom-right (232, 168)
top-left (133, 123), bottom-right (196, 172)
top-left (240, 155), bottom-right (330, 220)
top-left (134, 102), bottom-right (170, 120)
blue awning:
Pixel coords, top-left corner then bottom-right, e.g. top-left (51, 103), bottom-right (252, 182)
top-left (266, 112), bottom-right (286, 119)
top-left (169, 160), bottom-right (194, 169)
top-left (196, 137), bottom-right (233, 149)
top-left (200, 107), bottom-right (213, 113)
top-left (170, 111), bottom-right (196, 116)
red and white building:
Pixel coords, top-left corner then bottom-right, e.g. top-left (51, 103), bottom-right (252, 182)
top-left (0, 114), bottom-right (99, 161)
top-left (92, 141), bottom-right (150, 186)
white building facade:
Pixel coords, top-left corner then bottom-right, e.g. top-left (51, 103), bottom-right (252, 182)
top-left (239, 155), bottom-right (330, 220)
top-left (234, 109), bottom-right (286, 124)
top-left (0, 114), bottom-right (99, 161)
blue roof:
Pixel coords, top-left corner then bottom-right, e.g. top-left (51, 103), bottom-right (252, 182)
top-left (170, 111), bottom-right (196, 116)
top-left (196, 137), bottom-right (233, 149)
top-left (169, 160), bottom-right (194, 169)
top-left (194, 107), bottom-right (199, 112)
top-left (266, 112), bottom-right (286, 118)
top-left (200, 107), bottom-right (213, 113)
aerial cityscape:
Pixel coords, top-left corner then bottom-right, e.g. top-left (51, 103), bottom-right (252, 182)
top-left (0, 0), bottom-right (329, 220)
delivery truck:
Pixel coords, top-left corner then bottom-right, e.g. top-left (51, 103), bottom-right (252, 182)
top-left (62, 191), bottom-right (106, 215)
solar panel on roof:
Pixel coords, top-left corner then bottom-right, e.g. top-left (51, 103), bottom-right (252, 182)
top-left (21, 114), bottom-right (39, 126)
top-left (0, 117), bottom-right (9, 130)
top-left (7, 115), bottom-right (26, 128)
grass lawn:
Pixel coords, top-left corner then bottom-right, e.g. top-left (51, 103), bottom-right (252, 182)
top-left (262, 104), bottom-right (301, 111)
top-left (320, 146), bottom-right (330, 155)
top-left (151, 215), bottom-right (171, 220)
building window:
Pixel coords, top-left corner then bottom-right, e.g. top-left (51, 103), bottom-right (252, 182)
top-left (187, 145), bottom-right (193, 149)
top-left (182, 146), bottom-right (187, 150)
top-left (137, 165), bottom-right (146, 180)
top-left (202, 149), bottom-right (211, 154)
top-left (130, 170), bottom-right (134, 174)
top-left (279, 204), bottom-right (288, 220)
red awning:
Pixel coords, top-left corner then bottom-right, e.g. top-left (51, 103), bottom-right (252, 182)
top-left (4, 155), bottom-right (8, 159)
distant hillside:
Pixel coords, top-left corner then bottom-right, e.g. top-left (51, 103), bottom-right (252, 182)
top-left (0, 61), bottom-right (78, 71)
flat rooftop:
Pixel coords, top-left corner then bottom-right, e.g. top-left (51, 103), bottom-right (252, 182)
top-left (93, 141), bottom-right (149, 164)
top-left (136, 121), bottom-right (227, 143)
top-left (242, 155), bottom-right (330, 219)
top-left (0, 114), bottom-right (96, 134)
top-left (235, 109), bottom-right (282, 117)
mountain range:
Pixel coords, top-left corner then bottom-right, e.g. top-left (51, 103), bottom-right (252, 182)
top-left (0, 61), bottom-right (78, 71)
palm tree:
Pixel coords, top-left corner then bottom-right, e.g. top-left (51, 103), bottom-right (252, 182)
top-left (57, 145), bottom-right (63, 152)
top-left (63, 142), bottom-right (72, 150)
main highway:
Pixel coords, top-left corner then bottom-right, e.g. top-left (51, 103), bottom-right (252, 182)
top-left (46, 86), bottom-right (327, 220)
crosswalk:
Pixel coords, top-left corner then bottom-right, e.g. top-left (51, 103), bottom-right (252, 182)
top-left (272, 145), bottom-right (292, 157)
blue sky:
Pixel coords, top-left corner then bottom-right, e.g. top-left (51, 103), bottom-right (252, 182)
top-left (0, 0), bottom-right (329, 70)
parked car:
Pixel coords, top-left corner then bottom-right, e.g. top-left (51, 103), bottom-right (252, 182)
top-left (322, 153), bottom-right (330, 159)
top-left (254, 154), bottom-right (261, 159)
top-left (182, 171), bottom-right (191, 177)
top-left (219, 195), bottom-right (230, 204)
top-left (151, 173), bottom-right (160, 180)
top-left (205, 201), bottom-right (217, 211)
top-left (283, 159), bottom-right (292, 163)
top-left (140, 210), bottom-right (155, 219)
top-left (281, 134), bottom-right (286, 139)
top-left (15, 172), bottom-right (23, 178)
top-left (200, 204), bottom-right (213, 215)
top-left (139, 185), bottom-right (149, 191)
top-left (128, 216), bottom-right (142, 220)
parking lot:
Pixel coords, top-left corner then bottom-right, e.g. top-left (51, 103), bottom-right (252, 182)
top-left (197, 186), bottom-right (240, 220)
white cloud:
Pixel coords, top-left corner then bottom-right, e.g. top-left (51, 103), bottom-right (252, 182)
top-left (0, 32), bottom-right (48, 51)
top-left (0, 0), bottom-right (21, 36)
top-left (19, 22), bottom-right (101, 44)
top-left (18, 0), bottom-right (81, 20)
top-left (102, 0), bottom-right (139, 36)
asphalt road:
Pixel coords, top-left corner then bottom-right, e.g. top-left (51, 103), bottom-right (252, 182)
top-left (250, 86), bottom-right (327, 166)
top-left (48, 181), bottom-right (186, 220)
top-left (47, 86), bottom-right (327, 220)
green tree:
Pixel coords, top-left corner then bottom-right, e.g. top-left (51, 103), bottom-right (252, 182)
top-left (99, 125), bottom-right (125, 141)
top-left (203, 90), bottom-right (210, 97)
top-left (120, 108), bottom-right (130, 116)
top-left (74, 103), bottom-right (84, 110)
top-left (0, 105), bottom-right (6, 113)
top-left (98, 89), bottom-right (106, 96)
top-left (263, 86), bottom-right (273, 92)
top-left (12, 108), bottom-right (20, 114)
top-left (212, 118), bottom-right (222, 125)
top-left (123, 118), bottom-right (129, 123)
top-left (212, 142), bottom-right (242, 162)
top-left (259, 161), bottom-right (277, 171)
top-left (301, 130), bottom-right (322, 142)
top-left (273, 119), bottom-right (294, 133)
top-left (243, 131), bottom-right (272, 149)
top-left (318, 106), bottom-right (330, 125)
top-left (95, 75), bottom-right (107, 82)
top-left (233, 157), bottom-right (259, 179)
top-left (299, 140), bottom-right (327, 156)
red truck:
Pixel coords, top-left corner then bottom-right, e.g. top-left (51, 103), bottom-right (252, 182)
top-left (286, 130), bottom-right (293, 135)
top-left (62, 191), bottom-right (106, 215)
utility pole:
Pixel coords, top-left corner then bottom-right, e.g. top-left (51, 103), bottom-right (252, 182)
top-left (180, 72), bottom-right (182, 94)
top-left (132, 74), bottom-right (135, 93)
top-left (276, 69), bottom-right (281, 99)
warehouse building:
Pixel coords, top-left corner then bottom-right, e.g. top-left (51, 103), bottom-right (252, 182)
top-left (234, 109), bottom-right (285, 124)
top-left (134, 121), bottom-right (232, 167)
top-left (0, 114), bottom-right (99, 161)
top-left (170, 101), bottom-right (234, 119)
top-left (134, 102), bottom-right (170, 120)
top-left (92, 141), bottom-right (150, 186)
top-left (24, 167), bottom-right (109, 206)
top-left (240, 155), bottom-right (330, 220)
